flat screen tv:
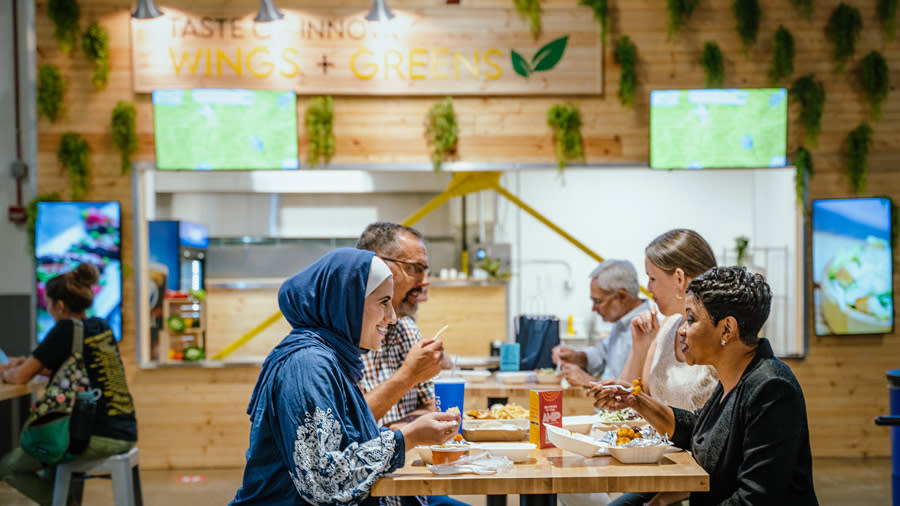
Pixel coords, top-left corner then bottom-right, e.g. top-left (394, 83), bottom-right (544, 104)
top-left (650, 88), bottom-right (787, 169)
top-left (812, 197), bottom-right (893, 336)
top-left (35, 202), bottom-right (122, 342)
top-left (153, 89), bottom-right (299, 170)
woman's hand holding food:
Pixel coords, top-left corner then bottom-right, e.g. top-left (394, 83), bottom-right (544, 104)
top-left (630, 307), bottom-right (660, 350)
top-left (400, 410), bottom-right (461, 449)
top-left (400, 338), bottom-right (445, 385)
top-left (588, 378), bottom-right (637, 411)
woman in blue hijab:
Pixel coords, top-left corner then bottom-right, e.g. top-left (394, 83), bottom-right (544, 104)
top-left (231, 248), bottom-right (460, 506)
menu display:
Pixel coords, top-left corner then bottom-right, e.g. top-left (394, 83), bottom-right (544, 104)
top-left (812, 197), bottom-right (893, 336)
top-left (650, 88), bottom-right (787, 170)
top-left (153, 89), bottom-right (299, 171)
top-left (35, 202), bottom-right (122, 342)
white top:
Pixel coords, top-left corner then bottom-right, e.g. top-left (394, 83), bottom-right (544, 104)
top-left (646, 314), bottom-right (719, 412)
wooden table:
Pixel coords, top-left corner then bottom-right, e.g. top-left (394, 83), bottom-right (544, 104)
top-left (0, 381), bottom-right (44, 402)
top-left (371, 447), bottom-right (709, 497)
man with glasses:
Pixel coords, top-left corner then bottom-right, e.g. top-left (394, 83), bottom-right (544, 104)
top-left (552, 259), bottom-right (649, 387)
top-left (357, 222), bottom-right (448, 428)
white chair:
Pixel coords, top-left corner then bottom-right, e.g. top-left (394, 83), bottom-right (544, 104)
top-left (52, 446), bottom-right (143, 506)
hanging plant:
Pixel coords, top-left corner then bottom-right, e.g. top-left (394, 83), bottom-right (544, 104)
top-left (735, 236), bottom-right (750, 266)
top-left (790, 0), bottom-right (813, 21)
top-left (879, 0), bottom-right (898, 40)
top-left (614, 36), bottom-right (638, 108)
top-left (58, 132), bottom-right (90, 199)
top-left (579, 0), bottom-right (610, 45)
top-left (48, 0), bottom-right (81, 54)
top-left (25, 193), bottom-right (61, 252)
top-left (111, 101), bottom-right (138, 174)
top-left (425, 97), bottom-right (458, 173)
top-left (733, 0), bottom-right (761, 56)
top-left (846, 124), bottom-right (873, 193)
top-left (305, 96), bottom-right (335, 168)
top-left (547, 103), bottom-right (583, 172)
top-left (667, 0), bottom-right (700, 37)
top-left (38, 65), bottom-right (66, 122)
top-left (793, 146), bottom-right (813, 211)
top-left (789, 74), bottom-right (825, 147)
top-left (826, 3), bottom-right (863, 74)
top-left (82, 22), bottom-right (109, 91)
top-left (701, 42), bottom-right (725, 88)
top-left (860, 51), bottom-right (890, 121)
top-left (514, 0), bottom-right (542, 40)
top-left (769, 26), bottom-right (794, 86)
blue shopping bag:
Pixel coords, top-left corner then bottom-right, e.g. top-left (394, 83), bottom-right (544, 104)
top-left (515, 315), bottom-right (559, 371)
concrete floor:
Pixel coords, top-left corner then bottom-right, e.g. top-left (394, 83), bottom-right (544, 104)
top-left (0, 457), bottom-right (892, 505)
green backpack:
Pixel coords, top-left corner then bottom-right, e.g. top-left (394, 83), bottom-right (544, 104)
top-left (20, 319), bottom-right (100, 464)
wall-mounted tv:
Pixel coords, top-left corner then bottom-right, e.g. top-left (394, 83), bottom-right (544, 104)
top-left (35, 202), bottom-right (122, 342)
top-left (650, 88), bottom-right (787, 170)
top-left (153, 89), bottom-right (299, 170)
top-left (812, 197), bottom-right (893, 336)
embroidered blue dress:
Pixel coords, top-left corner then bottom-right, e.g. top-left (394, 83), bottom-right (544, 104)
top-left (231, 248), bottom-right (405, 506)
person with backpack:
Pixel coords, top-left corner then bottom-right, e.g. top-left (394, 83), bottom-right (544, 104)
top-left (0, 263), bottom-right (138, 506)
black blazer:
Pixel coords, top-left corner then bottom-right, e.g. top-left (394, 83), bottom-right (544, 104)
top-left (671, 339), bottom-right (818, 506)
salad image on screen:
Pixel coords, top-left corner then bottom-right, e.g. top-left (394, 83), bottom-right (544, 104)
top-left (812, 198), bottom-right (893, 336)
top-left (153, 89), bottom-right (299, 171)
top-left (35, 202), bottom-right (122, 342)
top-left (650, 88), bottom-right (787, 170)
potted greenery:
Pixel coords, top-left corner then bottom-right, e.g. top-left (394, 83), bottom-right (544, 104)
top-left (547, 103), bottom-right (583, 171)
top-left (790, 0), bottom-right (813, 20)
top-left (38, 65), bottom-right (65, 122)
top-left (425, 97), bottom-right (458, 172)
top-left (614, 36), bottom-right (638, 108)
top-left (58, 132), bottom-right (90, 199)
top-left (579, 0), bottom-right (610, 44)
top-left (735, 236), bottom-right (750, 266)
top-left (733, 0), bottom-right (761, 56)
top-left (111, 101), bottom-right (138, 174)
top-left (860, 51), bottom-right (889, 121)
top-left (82, 22), bottom-right (109, 91)
top-left (702, 42), bottom-right (725, 88)
top-left (667, 0), bottom-right (700, 37)
top-left (514, 0), bottom-right (542, 40)
top-left (879, 0), bottom-right (898, 40)
top-left (789, 74), bottom-right (825, 147)
top-left (305, 96), bottom-right (335, 168)
top-left (48, 0), bottom-right (81, 54)
top-left (770, 26), bottom-right (794, 86)
top-left (793, 147), bottom-right (813, 211)
top-left (846, 124), bottom-right (873, 193)
top-left (826, 3), bottom-right (863, 73)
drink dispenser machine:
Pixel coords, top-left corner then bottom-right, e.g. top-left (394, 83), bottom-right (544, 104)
top-left (148, 220), bottom-right (209, 362)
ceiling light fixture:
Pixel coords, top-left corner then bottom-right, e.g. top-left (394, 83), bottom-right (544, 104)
top-left (254, 0), bottom-right (284, 23)
top-left (131, 0), bottom-right (163, 19)
top-left (365, 0), bottom-right (395, 21)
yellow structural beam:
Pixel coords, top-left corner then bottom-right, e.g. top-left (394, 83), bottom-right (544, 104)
top-left (216, 170), bottom-right (647, 360)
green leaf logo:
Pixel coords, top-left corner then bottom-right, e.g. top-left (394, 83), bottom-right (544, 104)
top-left (510, 36), bottom-right (569, 78)
top-left (511, 50), bottom-right (532, 77)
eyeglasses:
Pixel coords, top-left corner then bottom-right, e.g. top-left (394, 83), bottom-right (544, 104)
top-left (380, 256), bottom-right (429, 277)
top-left (590, 293), bottom-right (614, 306)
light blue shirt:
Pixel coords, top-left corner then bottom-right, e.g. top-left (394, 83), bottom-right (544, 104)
top-left (583, 300), bottom-right (650, 380)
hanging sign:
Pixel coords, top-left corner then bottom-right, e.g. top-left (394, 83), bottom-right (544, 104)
top-left (131, 6), bottom-right (603, 95)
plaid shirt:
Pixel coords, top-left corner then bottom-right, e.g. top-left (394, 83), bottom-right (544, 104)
top-left (360, 316), bottom-right (435, 427)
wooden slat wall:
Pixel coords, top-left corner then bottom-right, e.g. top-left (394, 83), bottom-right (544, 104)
top-left (34, 0), bottom-right (899, 467)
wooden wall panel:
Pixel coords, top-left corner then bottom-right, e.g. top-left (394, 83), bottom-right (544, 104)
top-left (35, 0), bottom-right (900, 467)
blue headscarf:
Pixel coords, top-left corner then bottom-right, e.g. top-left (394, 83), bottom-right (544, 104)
top-left (247, 248), bottom-right (375, 416)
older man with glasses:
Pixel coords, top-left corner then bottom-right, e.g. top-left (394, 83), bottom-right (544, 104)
top-left (356, 222), bottom-right (450, 429)
top-left (552, 259), bottom-right (649, 387)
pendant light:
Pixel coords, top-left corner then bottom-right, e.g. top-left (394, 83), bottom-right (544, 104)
top-left (132, 0), bottom-right (163, 19)
top-left (254, 0), bottom-right (284, 22)
top-left (365, 0), bottom-right (395, 21)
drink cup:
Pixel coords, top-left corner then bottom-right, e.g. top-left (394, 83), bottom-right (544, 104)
top-left (434, 377), bottom-right (466, 433)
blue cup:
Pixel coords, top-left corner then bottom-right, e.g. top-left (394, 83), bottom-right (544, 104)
top-left (500, 343), bottom-right (520, 371)
top-left (434, 377), bottom-right (466, 433)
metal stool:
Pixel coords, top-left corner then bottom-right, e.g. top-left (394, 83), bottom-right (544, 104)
top-left (52, 446), bottom-right (143, 506)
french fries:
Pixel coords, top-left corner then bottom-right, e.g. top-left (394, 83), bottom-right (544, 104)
top-left (464, 403), bottom-right (528, 420)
